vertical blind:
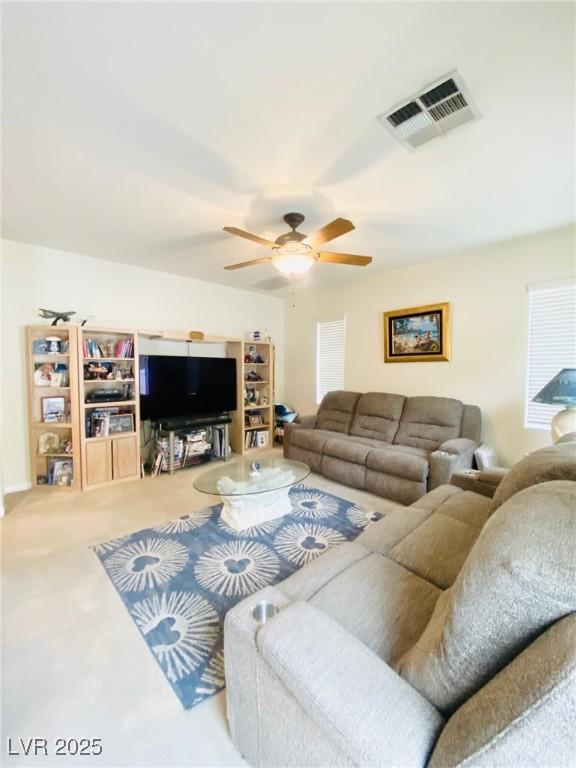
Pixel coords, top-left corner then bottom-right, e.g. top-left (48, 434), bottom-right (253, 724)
top-left (316, 316), bottom-right (346, 404)
top-left (525, 281), bottom-right (576, 429)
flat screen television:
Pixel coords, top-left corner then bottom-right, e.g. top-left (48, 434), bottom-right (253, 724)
top-left (139, 355), bottom-right (237, 422)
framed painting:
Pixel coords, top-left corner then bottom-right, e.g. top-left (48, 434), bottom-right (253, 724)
top-left (383, 302), bottom-right (450, 363)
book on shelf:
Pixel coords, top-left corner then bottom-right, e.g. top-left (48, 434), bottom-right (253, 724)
top-left (82, 337), bottom-right (134, 359)
top-left (48, 458), bottom-right (73, 486)
top-left (86, 406), bottom-right (132, 438)
top-left (153, 428), bottom-right (211, 473)
top-left (245, 428), bottom-right (269, 449)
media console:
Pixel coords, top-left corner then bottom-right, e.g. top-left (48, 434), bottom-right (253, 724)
top-left (150, 415), bottom-right (232, 476)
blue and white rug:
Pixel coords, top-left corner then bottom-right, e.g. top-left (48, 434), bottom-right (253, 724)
top-left (93, 484), bottom-right (381, 709)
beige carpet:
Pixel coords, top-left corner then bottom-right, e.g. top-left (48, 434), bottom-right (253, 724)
top-left (1, 449), bottom-right (399, 767)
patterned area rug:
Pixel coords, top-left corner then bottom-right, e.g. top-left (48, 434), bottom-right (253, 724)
top-left (93, 484), bottom-right (380, 709)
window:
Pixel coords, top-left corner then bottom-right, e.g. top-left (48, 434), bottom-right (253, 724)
top-left (525, 280), bottom-right (576, 429)
top-left (316, 316), bottom-right (346, 404)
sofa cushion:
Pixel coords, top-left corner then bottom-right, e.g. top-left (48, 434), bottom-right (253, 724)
top-left (394, 396), bottom-right (464, 451)
top-left (389, 514), bottom-right (482, 590)
top-left (365, 471), bottom-right (427, 506)
top-left (323, 436), bottom-right (374, 464)
top-left (309, 554), bottom-right (441, 666)
top-left (367, 447), bottom-right (429, 483)
top-left (397, 480), bottom-right (576, 713)
top-left (289, 428), bottom-right (335, 453)
top-left (350, 392), bottom-right (406, 443)
top-left (490, 439), bottom-right (576, 513)
top-left (316, 391), bottom-right (361, 434)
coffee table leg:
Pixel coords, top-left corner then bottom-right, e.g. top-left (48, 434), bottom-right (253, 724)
top-left (220, 487), bottom-right (292, 531)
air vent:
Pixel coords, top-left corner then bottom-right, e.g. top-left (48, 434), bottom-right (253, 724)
top-left (378, 71), bottom-right (480, 149)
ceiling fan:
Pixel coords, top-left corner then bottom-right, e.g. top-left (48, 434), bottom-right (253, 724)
top-left (222, 213), bottom-right (373, 277)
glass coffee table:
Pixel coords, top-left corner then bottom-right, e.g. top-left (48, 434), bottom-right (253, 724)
top-left (193, 457), bottom-right (310, 531)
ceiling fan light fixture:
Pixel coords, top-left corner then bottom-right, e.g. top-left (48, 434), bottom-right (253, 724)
top-left (272, 242), bottom-right (315, 276)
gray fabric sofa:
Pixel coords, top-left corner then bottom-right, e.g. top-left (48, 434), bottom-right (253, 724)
top-left (284, 391), bottom-right (482, 504)
top-left (225, 438), bottom-right (576, 767)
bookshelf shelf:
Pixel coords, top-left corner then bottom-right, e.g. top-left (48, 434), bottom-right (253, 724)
top-left (32, 353), bottom-right (70, 360)
top-left (36, 453), bottom-right (73, 458)
top-left (79, 327), bottom-right (140, 489)
top-left (244, 404), bottom-right (272, 411)
top-left (83, 357), bottom-right (135, 362)
top-left (27, 326), bottom-right (80, 490)
top-left (83, 378), bottom-right (136, 384)
top-left (225, 339), bottom-right (275, 454)
top-left (84, 400), bottom-right (136, 409)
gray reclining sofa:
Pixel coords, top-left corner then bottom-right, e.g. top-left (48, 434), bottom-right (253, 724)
top-left (225, 437), bottom-right (576, 767)
top-left (285, 391), bottom-right (482, 504)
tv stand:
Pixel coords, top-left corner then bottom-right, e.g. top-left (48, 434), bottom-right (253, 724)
top-left (153, 414), bottom-right (232, 431)
top-left (150, 415), bottom-right (232, 475)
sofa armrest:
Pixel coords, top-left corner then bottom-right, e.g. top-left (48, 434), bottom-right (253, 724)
top-left (295, 413), bottom-right (317, 428)
top-left (257, 601), bottom-right (444, 768)
top-left (284, 414), bottom-right (317, 446)
top-left (450, 467), bottom-right (509, 498)
top-left (429, 439), bottom-right (478, 489)
top-left (478, 467), bottom-right (509, 486)
top-left (438, 437), bottom-right (478, 455)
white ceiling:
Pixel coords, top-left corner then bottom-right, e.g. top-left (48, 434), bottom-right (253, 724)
top-left (2, 1), bottom-right (574, 293)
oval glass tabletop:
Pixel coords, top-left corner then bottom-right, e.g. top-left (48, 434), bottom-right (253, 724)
top-left (193, 457), bottom-right (310, 496)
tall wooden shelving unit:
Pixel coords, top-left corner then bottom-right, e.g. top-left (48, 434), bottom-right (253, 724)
top-left (26, 325), bottom-right (81, 490)
top-left (227, 340), bottom-right (275, 455)
top-left (78, 327), bottom-right (140, 489)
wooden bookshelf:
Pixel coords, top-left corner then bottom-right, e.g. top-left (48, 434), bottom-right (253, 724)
top-left (226, 340), bottom-right (275, 455)
top-left (26, 326), bottom-right (81, 490)
top-left (78, 327), bottom-right (140, 489)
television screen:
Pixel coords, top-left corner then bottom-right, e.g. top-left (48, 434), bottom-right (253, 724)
top-left (139, 355), bottom-right (237, 421)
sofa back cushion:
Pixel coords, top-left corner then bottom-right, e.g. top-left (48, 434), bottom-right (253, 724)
top-left (350, 392), bottom-right (406, 443)
top-left (490, 439), bottom-right (576, 513)
top-left (315, 391), bottom-right (361, 434)
top-left (394, 396), bottom-right (464, 450)
top-left (396, 480), bottom-right (576, 714)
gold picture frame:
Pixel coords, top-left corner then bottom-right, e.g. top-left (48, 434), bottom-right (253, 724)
top-left (383, 302), bottom-right (451, 363)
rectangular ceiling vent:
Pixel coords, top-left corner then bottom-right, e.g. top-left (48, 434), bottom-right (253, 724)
top-left (378, 71), bottom-right (480, 149)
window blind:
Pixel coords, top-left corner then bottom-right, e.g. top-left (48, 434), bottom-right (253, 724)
top-left (525, 281), bottom-right (576, 429)
top-left (316, 316), bottom-right (346, 404)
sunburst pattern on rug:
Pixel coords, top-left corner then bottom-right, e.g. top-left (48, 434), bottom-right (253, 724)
top-left (195, 540), bottom-right (280, 597)
top-left (290, 488), bottom-right (340, 519)
top-left (216, 516), bottom-right (283, 538)
top-left (153, 508), bottom-right (213, 534)
top-left (132, 591), bottom-right (220, 682)
top-left (105, 538), bottom-right (189, 592)
top-left (346, 505), bottom-right (383, 528)
top-left (274, 522), bottom-right (346, 566)
top-left (93, 484), bottom-right (376, 709)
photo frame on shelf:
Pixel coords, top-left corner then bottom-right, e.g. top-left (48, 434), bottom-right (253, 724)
top-left (249, 413), bottom-right (263, 426)
top-left (109, 413), bottom-right (135, 434)
top-left (34, 363), bottom-right (55, 386)
top-left (38, 432), bottom-right (61, 454)
top-left (48, 458), bottom-right (73, 487)
top-left (42, 396), bottom-right (66, 423)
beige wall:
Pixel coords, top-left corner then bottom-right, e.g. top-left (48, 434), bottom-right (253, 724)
top-left (1, 239), bottom-right (285, 491)
top-left (284, 225), bottom-right (575, 467)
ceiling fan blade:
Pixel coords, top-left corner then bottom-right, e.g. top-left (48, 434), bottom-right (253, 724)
top-left (304, 218), bottom-right (355, 248)
top-left (223, 227), bottom-right (278, 248)
top-left (224, 257), bottom-right (273, 271)
top-left (317, 252), bottom-right (373, 266)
